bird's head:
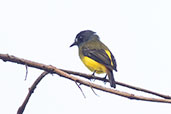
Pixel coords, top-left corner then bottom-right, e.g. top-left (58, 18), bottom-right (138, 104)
top-left (70, 30), bottom-right (98, 47)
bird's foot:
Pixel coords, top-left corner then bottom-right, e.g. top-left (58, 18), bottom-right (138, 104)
top-left (90, 70), bottom-right (96, 82)
top-left (103, 74), bottom-right (107, 84)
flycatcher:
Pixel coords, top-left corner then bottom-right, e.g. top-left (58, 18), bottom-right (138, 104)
top-left (70, 30), bottom-right (117, 88)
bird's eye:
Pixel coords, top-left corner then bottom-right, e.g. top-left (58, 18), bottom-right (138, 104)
top-left (78, 36), bottom-right (84, 42)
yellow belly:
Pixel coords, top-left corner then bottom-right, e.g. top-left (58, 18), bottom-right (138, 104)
top-left (81, 56), bottom-right (107, 74)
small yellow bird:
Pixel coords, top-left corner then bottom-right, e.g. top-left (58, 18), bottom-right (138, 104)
top-left (70, 30), bottom-right (117, 88)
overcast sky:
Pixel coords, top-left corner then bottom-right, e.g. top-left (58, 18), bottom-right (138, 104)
top-left (0, 0), bottom-right (171, 114)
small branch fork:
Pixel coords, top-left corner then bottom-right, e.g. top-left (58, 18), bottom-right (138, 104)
top-left (17, 71), bottom-right (48, 114)
top-left (0, 53), bottom-right (171, 114)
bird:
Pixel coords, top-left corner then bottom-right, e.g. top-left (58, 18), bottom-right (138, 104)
top-left (70, 30), bottom-right (117, 88)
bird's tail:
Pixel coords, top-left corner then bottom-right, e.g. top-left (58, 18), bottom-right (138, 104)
top-left (106, 69), bottom-right (116, 88)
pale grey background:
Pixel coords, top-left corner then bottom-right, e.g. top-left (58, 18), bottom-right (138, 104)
top-left (0, 0), bottom-right (171, 114)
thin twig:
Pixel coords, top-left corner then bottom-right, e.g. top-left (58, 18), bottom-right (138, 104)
top-left (75, 81), bottom-right (86, 98)
top-left (90, 85), bottom-right (99, 97)
top-left (17, 71), bottom-right (48, 114)
top-left (24, 64), bottom-right (28, 81)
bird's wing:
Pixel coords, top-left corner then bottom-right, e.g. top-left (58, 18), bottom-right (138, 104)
top-left (82, 47), bottom-right (114, 70)
top-left (110, 50), bottom-right (117, 71)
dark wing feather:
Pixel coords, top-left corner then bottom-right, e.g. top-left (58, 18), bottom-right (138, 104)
top-left (82, 47), bottom-right (114, 70)
top-left (110, 51), bottom-right (117, 71)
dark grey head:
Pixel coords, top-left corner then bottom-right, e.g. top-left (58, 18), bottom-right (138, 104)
top-left (70, 30), bottom-right (98, 47)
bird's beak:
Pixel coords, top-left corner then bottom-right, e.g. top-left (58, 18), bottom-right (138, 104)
top-left (70, 42), bottom-right (77, 47)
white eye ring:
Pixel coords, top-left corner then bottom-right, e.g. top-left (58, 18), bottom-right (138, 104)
top-left (75, 38), bottom-right (78, 42)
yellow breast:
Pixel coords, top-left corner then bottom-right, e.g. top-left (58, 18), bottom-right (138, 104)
top-left (81, 56), bottom-right (107, 74)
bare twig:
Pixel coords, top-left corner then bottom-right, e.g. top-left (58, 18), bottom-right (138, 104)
top-left (24, 64), bottom-right (28, 80)
top-left (0, 53), bottom-right (171, 104)
top-left (90, 85), bottom-right (99, 97)
top-left (17, 71), bottom-right (48, 114)
top-left (75, 81), bottom-right (86, 98)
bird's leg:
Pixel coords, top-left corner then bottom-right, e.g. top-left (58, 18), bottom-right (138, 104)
top-left (90, 70), bottom-right (96, 81)
top-left (103, 74), bottom-right (108, 84)
top-left (103, 74), bottom-right (107, 79)
top-left (92, 70), bottom-right (96, 76)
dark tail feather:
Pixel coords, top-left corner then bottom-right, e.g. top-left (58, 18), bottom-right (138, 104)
top-left (107, 69), bottom-right (116, 88)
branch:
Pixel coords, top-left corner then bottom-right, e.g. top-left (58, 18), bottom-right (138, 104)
top-left (17, 71), bottom-right (48, 114)
top-left (61, 69), bottom-right (171, 99)
top-left (0, 53), bottom-right (171, 104)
